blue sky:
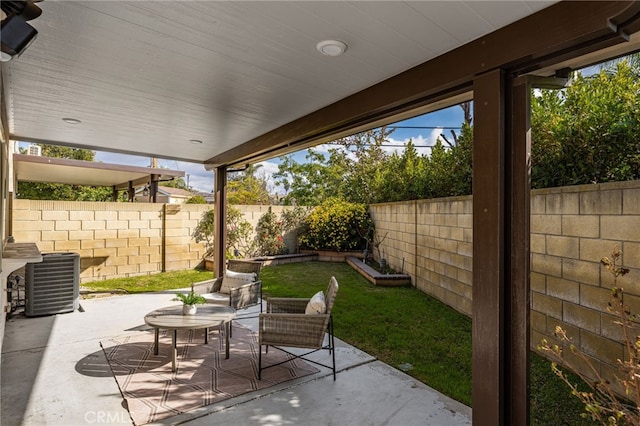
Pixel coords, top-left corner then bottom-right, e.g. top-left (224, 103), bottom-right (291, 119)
top-left (18, 104), bottom-right (467, 194)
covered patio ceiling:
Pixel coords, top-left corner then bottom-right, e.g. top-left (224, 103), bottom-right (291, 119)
top-left (3, 1), bottom-right (558, 167)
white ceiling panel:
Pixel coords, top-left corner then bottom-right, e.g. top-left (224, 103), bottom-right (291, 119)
top-left (3, 1), bottom-right (556, 164)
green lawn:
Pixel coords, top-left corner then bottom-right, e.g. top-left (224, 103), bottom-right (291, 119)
top-left (85, 261), bottom-right (593, 423)
top-left (82, 269), bottom-right (213, 293)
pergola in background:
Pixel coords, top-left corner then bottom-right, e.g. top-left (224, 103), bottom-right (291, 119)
top-left (2, 2), bottom-right (640, 424)
top-left (12, 153), bottom-right (185, 203)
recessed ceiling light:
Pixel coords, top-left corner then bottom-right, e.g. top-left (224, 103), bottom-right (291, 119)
top-left (62, 117), bottom-right (82, 124)
top-left (316, 40), bottom-right (348, 56)
top-left (189, 139), bottom-right (203, 144)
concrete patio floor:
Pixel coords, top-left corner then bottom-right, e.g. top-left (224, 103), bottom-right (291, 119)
top-left (1, 290), bottom-right (472, 425)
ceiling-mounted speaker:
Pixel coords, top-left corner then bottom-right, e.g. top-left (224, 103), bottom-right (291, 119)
top-left (1, 0), bottom-right (42, 62)
top-left (1, 14), bottom-right (38, 62)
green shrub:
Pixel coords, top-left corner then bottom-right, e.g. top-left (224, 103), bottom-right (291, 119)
top-left (255, 207), bottom-right (287, 256)
top-left (192, 206), bottom-right (254, 257)
top-left (299, 199), bottom-right (372, 251)
top-left (185, 195), bottom-right (207, 204)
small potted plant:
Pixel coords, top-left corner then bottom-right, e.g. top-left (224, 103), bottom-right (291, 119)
top-left (172, 285), bottom-right (206, 315)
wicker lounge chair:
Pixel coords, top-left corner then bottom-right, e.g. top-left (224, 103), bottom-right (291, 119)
top-left (258, 276), bottom-right (339, 380)
top-left (194, 259), bottom-right (263, 312)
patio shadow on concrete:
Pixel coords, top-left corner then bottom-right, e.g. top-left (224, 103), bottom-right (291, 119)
top-left (1, 291), bottom-right (472, 425)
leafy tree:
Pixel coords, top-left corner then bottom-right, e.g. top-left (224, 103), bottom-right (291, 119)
top-left (161, 177), bottom-right (188, 190)
top-left (39, 144), bottom-right (95, 160)
top-left (227, 164), bottom-right (275, 205)
top-left (192, 205), bottom-right (255, 257)
top-left (185, 195), bottom-right (207, 204)
top-left (273, 150), bottom-right (343, 206)
top-left (227, 206), bottom-right (256, 258)
top-left (274, 127), bottom-right (395, 205)
top-left (531, 61), bottom-right (640, 188)
top-left (375, 140), bottom-right (427, 202)
top-left (334, 127), bottom-right (392, 204)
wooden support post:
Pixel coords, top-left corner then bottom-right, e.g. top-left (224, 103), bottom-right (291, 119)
top-left (506, 75), bottom-right (532, 425)
top-left (214, 167), bottom-right (227, 279)
top-left (128, 181), bottom-right (135, 202)
top-left (472, 69), bottom-right (531, 425)
top-left (150, 174), bottom-right (159, 203)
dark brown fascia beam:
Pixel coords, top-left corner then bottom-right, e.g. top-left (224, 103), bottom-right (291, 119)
top-left (206, 0), bottom-right (640, 169)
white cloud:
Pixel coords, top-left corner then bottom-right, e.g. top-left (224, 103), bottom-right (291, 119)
top-left (256, 160), bottom-right (286, 195)
top-left (384, 128), bottom-right (444, 156)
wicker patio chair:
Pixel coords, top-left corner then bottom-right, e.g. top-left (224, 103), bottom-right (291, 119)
top-left (193, 259), bottom-right (263, 312)
top-left (258, 276), bottom-right (339, 380)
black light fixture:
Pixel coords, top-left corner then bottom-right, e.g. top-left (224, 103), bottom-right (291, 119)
top-left (1, 0), bottom-right (42, 62)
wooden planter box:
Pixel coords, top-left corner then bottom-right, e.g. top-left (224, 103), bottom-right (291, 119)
top-left (346, 256), bottom-right (412, 287)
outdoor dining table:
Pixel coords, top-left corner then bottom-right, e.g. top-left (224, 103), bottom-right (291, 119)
top-left (144, 304), bottom-right (236, 372)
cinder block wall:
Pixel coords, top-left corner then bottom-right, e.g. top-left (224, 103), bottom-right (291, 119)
top-left (11, 202), bottom-right (299, 283)
top-left (370, 196), bottom-right (473, 316)
top-left (12, 200), bottom-right (211, 282)
top-left (370, 180), bottom-right (640, 386)
top-left (530, 180), bottom-right (640, 386)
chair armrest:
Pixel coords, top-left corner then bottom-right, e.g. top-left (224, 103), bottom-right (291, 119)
top-left (192, 278), bottom-right (221, 294)
top-left (266, 297), bottom-right (310, 314)
top-left (229, 280), bottom-right (261, 310)
top-left (259, 313), bottom-right (329, 349)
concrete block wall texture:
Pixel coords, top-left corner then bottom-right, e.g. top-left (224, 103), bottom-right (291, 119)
top-left (12, 200), bottom-right (212, 283)
top-left (370, 180), bottom-right (640, 390)
top-left (11, 202), bottom-right (300, 283)
top-left (530, 180), bottom-right (640, 388)
top-left (369, 195), bottom-right (473, 316)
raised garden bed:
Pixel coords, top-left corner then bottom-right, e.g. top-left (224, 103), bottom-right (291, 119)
top-left (300, 249), bottom-right (365, 262)
top-left (250, 253), bottom-right (318, 266)
top-left (204, 253), bottom-right (319, 270)
top-left (346, 256), bottom-right (412, 287)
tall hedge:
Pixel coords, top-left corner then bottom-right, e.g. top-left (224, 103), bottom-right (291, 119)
top-left (299, 199), bottom-right (372, 252)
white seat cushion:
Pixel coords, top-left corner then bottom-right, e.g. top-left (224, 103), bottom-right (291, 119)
top-left (201, 292), bottom-right (230, 304)
top-left (305, 291), bottom-right (326, 314)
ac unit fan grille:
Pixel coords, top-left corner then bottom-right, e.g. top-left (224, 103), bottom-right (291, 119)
top-left (25, 253), bottom-right (80, 317)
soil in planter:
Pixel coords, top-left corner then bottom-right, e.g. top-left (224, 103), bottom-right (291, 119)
top-left (363, 259), bottom-right (399, 275)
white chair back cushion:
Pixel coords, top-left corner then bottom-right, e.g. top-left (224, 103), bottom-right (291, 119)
top-left (305, 291), bottom-right (326, 314)
top-left (220, 269), bottom-right (256, 294)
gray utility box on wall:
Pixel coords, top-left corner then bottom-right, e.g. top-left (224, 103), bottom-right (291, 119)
top-left (25, 252), bottom-right (80, 317)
